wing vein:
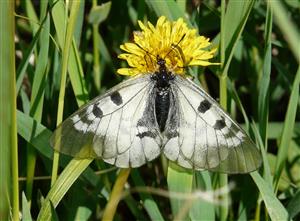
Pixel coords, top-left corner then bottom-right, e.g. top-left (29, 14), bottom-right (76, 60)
top-left (116, 108), bottom-right (123, 154)
top-left (102, 114), bottom-right (113, 158)
top-left (205, 123), bottom-right (209, 169)
top-left (214, 129), bottom-right (221, 169)
top-left (173, 83), bottom-right (209, 126)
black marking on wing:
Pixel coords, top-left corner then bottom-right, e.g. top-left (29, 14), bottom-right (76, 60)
top-left (80, 115), bottom-right (94, 124)
top-left (213, 129), bottom-right (222, 168)
top-left (136, 89), bottom-right (157, 129)
top-left (163, 90), bottom-right (180, 139)
top-left (198, 99), bottom-right (211, 113)
top-left (92, 105), bottom-right (103, 118)
top-left (137, 119), bottom-right (147, 127)
top-left (165, 130), bottom-right (179, 139)
top-left (110, 91), bottom-right (123, 105)
top-left (214, 118), bottom-right (226, 130)
top-left (136, 131), bottom-right (157, 138)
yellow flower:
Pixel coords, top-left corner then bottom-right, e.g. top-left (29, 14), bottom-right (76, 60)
top-left (117, 16), bottom-right (219, 76)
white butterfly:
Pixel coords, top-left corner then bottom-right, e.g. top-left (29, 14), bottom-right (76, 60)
top-left (50, 58), bottom-right (261, 173)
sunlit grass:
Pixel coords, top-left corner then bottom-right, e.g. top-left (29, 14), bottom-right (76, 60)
top-left (0, 1), bottom-right (18, 221)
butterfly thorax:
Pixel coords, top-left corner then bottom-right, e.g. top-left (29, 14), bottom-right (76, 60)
top-left (152, 57), bottom-right (175, 132)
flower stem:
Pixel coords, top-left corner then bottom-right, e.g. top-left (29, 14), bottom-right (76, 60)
top-left (102, 168), bottom-right (131, 221)
top-left (218, 1), bottom-right (229, 220)
top-left (92, 0), bottom-right (101, 91)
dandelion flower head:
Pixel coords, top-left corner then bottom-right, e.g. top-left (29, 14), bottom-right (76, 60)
top-left (117, 16), bottom-right (218, 76)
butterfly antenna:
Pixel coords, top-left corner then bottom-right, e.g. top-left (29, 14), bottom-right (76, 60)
top-left (163, 34), bottom-right (186, 60)
top-left (135, 43), bottom-right (158, 68)
top-left (135, 43), bottom-right (156, 60)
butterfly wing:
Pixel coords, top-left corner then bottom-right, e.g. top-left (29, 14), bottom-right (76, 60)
top-left (50, 75), bottom-right (162, 168)
top-left (163, 75), bottom-right (262, 173)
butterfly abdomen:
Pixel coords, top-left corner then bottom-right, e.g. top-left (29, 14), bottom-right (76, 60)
top-left (152, 68), bottom-right (175, 133)
top-left (155, 86), bottom-right (170, 132)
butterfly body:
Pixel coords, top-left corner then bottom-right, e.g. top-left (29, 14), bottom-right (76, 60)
top-left (152, 58), bottom-right (175, 132)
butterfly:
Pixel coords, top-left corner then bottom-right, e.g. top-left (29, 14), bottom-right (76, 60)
top-left (50, 55), bottom-right (262, 174)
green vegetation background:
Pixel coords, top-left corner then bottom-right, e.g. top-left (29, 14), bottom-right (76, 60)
top-left (1, 0), bottom-right (299, 220)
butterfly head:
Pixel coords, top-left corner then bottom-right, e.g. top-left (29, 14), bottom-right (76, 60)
top-left (150, 56), bottom-right (175, 88)
top-left (157, 56), bottom-right (166, 66)
top-left (156, 56), bottom-right (168, 74)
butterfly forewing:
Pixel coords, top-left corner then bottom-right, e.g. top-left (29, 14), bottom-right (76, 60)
top-left (50, 75), bottom-right (162, 167)
top-left (163, 75), bottom-right (262, 173)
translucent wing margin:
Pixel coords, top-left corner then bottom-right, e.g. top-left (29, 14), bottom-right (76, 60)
top-left (163, 75), bottom-right (262, 173)
top-left (50, 75), bottom-right (162, 168)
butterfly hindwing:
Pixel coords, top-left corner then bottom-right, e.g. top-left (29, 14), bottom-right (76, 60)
top-left (163, 75), bottom-right (262, 173)
top-left (50, 75), bottom-right (162, 168)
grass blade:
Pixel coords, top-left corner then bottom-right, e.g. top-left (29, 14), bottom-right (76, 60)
top-left (251, 172), bottom-right (289, 220)
top-left (274, 66), bottom-right (300, 188)
top-left (51, 0), bottom-right (88, 107)
top-left (269, 0), bottom-right (300, 62)
top-left (25, 0), bottom-right (39, 34)
top-left (131, 170), bottom-right (164, 220)
top-left (221, 0), bottom-right (255, 75)
top-left (22, 192), bottom-right (33, 221)
top-left (219, 1), bottom-right (255, 220)
top-left (17, 110), bottom-right (53, 158)
top-left (51, 0), bottom-right (82, 185)
top-left (0, 1), bottom-right (18, 219)
top-left (16, 26), bottom-right (41, 94)
top-left (286, 189), bottom-right (300, 219)
top-left (74, 206), bottom-right (92, 221)
top-left (258, 2), bottom-right (272, 146)
top-left (145, 0), bottom-right (190, 25)
top-left (190, 172), bottom-right (215, 220)
top-left (37, 159), bottom-right (93, 221)
top-left (167, 162), bottom-right (193, 220)
top-left (26, 12), bottom-right (50, 200)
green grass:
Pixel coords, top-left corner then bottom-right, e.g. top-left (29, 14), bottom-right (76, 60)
top-left (4, 0), bottom-right (299, 220)
top-left (1, 1), bottom-right (18, 220)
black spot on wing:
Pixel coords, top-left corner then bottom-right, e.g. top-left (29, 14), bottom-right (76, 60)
top-left (92, 105), bottom-right (103, 118)
top-left (165, 130), bottom-right (179, 139)
top-left (136, 131), bottom-right (157, 138)
top-left (80, 115), bottom-right (93, 124)
top-left (137, 119), bottom-right (147, 127)
top-left (136, 91), bottom-right (157, 128)
top-left (214, 119), bottom-right (226, 130)
top-left (198, 99), bottom-right (211, 113)
top-left (110, 91), bottom-right (123, 105)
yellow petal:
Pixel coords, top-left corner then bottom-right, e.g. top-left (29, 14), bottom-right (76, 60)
top-left (117, 68), bottom-right (132, 75)
top-left (189, 60), bottom-right (220, 66)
